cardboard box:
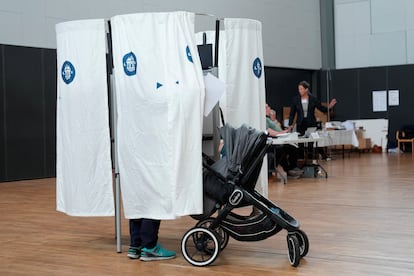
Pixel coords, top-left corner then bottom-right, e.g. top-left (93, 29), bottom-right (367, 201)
top-left (355, 128), bottom-right (365, 139)
top-left (358, 138), bottom-right (372, 149)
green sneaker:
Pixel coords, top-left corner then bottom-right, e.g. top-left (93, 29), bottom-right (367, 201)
top-left (140, 244), bottom-right (176, 261)
top-left (127, 247), bottom-right (141, 259)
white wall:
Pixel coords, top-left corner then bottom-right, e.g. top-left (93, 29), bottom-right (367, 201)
top-left (335, 0), bottom-right (414, 69)
top-left (0, 0), bottom-right (322, 69)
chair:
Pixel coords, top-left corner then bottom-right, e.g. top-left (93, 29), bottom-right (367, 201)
top-left (396, 128), bottom-right (414, 156)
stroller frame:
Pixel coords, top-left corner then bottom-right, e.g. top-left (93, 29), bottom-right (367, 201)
top-left (181, 125), bottom-right (309, 267)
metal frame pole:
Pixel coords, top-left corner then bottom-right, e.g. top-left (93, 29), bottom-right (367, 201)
top-left (112, 75), bottom-right (122, 253)
top-left (211, 19), bottom-right (221, 160)
top-left (106, 20), bottom-right (122, 253)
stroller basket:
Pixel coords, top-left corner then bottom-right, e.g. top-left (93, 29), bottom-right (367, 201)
top-left (220, 211), bottom-right (283, 241)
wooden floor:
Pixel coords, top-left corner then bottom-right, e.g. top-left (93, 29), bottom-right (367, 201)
top-left (1, 153), bottom-right (414, 275)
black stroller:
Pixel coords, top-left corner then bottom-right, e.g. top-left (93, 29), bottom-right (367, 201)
top-left (181, 124), bottom-right (309, 267)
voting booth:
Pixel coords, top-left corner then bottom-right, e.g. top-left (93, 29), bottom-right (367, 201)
top-left (56, 12), bottom-right (267, 252)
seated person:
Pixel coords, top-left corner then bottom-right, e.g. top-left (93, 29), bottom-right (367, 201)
top-left (269, 109), bottom-right (282, 128)
top-left (265, 104), bottom-right (303, 177)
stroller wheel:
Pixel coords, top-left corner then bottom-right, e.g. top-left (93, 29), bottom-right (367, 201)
top-left (181, 227), bottom-right (220, 267)
top-left (286, 234), bottom-right (300, 267)
top-left (293, 229), bottom-right (309, 258)
top-left (196, 218), bottom-right (229, 250)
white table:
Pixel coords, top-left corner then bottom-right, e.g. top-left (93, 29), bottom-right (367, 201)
top-left (316, 130), bottom-right (359, 158)
top-left (317, 130), bottom-right (359, 147)
top-left (272, 135), bottom-right (327, 147)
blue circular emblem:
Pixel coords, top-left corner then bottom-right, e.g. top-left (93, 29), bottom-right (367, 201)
top-left (253, 57), bottom-right (262, 78)
top-left (186, 46), bottom-right (193, 63)
top-left (61, 61), bottom-right (75, 84)
top-left (123, 52), bottom-right (137, 76)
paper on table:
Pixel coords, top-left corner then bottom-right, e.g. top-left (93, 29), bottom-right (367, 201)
top-left (203, 72), bottom-right (225, 116)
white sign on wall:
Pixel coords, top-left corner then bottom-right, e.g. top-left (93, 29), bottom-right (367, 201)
top-left (388, 90), bottom-right (399, 106)
top-left (372, 90), bottom-right (387, 112)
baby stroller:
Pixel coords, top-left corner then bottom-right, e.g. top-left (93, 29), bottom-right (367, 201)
top-left (181, 124), bottom-right (309, 267)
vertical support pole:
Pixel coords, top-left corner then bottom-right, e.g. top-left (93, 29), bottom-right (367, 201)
top-left (214, 19), bottom-right (220, 68)
top-left (112, 75), bottom-right (122, 253)
top-left (326, 69), bottom-right (330, 121)
top-left (211, 19), bottom-right (221, 160)
top-left (107, 20), bottom-right (122, 253)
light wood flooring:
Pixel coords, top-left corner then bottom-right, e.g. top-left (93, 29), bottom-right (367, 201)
top-left (1, 153), bottom-right (414, 275)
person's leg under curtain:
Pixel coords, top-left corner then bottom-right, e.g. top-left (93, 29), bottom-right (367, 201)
top-left (128, 219), bottom-right (143, 259)
top-left (140, 219), bottom-right (160, 249)
top-left (140, 219), bottom-right (176, 261)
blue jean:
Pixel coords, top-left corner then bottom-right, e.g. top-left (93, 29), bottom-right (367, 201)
top-left (129, 219), bottom-right (160, 249)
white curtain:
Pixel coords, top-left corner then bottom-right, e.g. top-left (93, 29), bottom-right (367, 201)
top-left (196, 19), bottom-right (268, 196)
top-left (221, 19), bottom-right (266, 130)
top-left (111, 12), bottom-right (205, 219)
top-left (222, 18), bottom-right (267, 196)
top-left (56, 19), bottom-right (114, 216)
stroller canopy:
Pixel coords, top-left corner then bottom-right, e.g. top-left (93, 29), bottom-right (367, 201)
top-left (212, 124), bottom-right (268, 190)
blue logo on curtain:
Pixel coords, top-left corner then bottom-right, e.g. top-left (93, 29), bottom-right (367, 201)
top-left (61, 61), bottom-right (75, 84)
top-left (186, 46), bottom-right (193, 63)
top-left (123, 52), bottom-right (137, 76)
top-left (253, 57), bottom-right (262, 78)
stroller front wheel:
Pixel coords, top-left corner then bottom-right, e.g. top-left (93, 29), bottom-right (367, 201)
top-left (287, 234), bottom-right (301, 267)
top-left (293, 229), bottom-right (309, 258)
top-left (181, 227), bottom-right (220, 267)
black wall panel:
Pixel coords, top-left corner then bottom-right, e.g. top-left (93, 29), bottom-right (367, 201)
top-left (323, 69), bottom-right (359, 121)
top-left (358, 67), bottom-right (388, 119)
top-left (43, 49), bottom-right (57, 178)
top-left (264, 67), bottom-right (314, 121)
top-left (387, 65), bottom-right (414, 143)
top-left (0, 45), bottom-right (5, 180)
top-left (4, 46), bottom-right (45, 180)
top-left (0, 45), bottom-right (57, 182)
